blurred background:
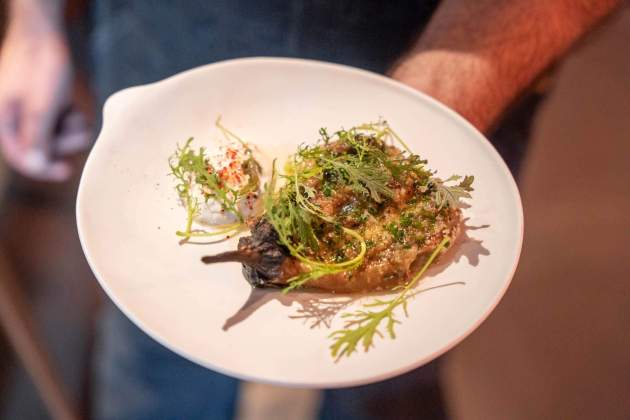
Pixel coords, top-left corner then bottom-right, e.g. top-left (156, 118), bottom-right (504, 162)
top-left (0, 1), bottom-right (629, 420)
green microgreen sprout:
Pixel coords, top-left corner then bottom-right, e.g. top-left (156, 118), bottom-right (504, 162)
top-left (329, 237), bottom-right (450, 359)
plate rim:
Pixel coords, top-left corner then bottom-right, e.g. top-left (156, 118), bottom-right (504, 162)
top-left (76, 56), bottom-right (524, 388)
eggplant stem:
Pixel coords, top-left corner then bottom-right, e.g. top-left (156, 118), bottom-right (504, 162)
top-left (201, 250), bottom-right (261, 267)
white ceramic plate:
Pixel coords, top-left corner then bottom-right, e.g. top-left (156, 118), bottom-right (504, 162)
top-left (77, 57), bottom-right (523, 388)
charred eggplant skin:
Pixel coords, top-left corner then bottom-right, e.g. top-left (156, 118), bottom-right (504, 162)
top-left (200, 219), bottom-right (289, 288)
top-left (238, 219), bottom-right (289, 288)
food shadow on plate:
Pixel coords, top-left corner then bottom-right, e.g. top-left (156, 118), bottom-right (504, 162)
top-left (419, 219), bottom-right (491, 278)
top-left (222, 288), bottom-right (356, 331)
top-left (222, 222), bottom-right (490, 331)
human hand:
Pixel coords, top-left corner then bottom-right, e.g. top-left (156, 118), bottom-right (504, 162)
top-left (0, 22), bottom-right (90, 182)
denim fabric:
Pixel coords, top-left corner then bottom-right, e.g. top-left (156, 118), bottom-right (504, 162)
top-left (89, 0), bottom-right (438, 105)
top-left (93, 306), bottom-right (239, 420)
top-left (319, 363), bottom-right (448, 420)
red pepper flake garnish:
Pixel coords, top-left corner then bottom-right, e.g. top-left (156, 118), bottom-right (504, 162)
top-left (226, 148), bottom-right (238, 160)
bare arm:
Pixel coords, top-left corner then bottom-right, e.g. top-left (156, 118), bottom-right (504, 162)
top-left (391, 0), bottom-right (621, 132)
top-left (0, 0), bottom-right (89, 181)
top-left (9, 0), bottom-right (66, 32)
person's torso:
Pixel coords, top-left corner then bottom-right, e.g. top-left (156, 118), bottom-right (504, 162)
top-left (90, 0), bottom-right (439, 100)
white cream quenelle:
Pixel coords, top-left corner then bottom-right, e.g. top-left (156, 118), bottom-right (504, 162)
top-left (187, 141), bottom-right (260, 225)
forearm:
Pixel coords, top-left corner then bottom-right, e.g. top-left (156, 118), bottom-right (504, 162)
top-left (9, 0), bottom-right (66, 34)
top-left (391, 0), bottom-right (621, 132)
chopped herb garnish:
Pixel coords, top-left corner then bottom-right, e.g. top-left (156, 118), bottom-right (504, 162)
top-left (386, 223), bottom-right (405, 243)
top-left (400, 212), bottom-right (413, 228)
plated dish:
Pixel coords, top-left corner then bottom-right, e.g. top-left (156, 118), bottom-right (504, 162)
top-left (172, 120), bottom-right (475, 358)
top-left (77, 58), bottom-right (523, 387)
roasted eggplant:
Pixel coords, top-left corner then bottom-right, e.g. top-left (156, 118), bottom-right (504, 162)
top-left (201, 122), bottom-right (471, 293)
